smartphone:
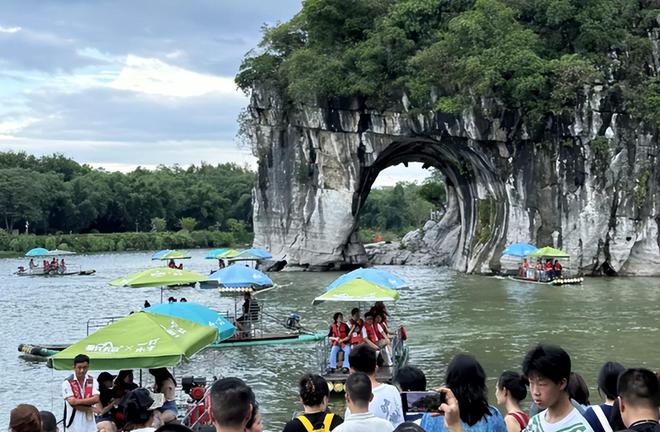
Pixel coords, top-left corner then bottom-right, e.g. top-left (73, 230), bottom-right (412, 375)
top-left (401, 391), bottom-right (446, 413)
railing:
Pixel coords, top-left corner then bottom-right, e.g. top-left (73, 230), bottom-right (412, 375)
top-left (87, 316), bottom-right (123, 335)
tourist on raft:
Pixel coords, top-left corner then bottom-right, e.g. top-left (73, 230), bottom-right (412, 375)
top-left (121, 388), bottom-right (165, 432)
top-left (327, 312), bottom-right (351, 374)
top-left (96, 371), bottom-right (118, 432)
top-left (553, 259), bottom-right (562, 278)
top-left (360, 313), bottom-right (381, 351)
top-left (495, 371), bottom-right (529, 432)
top-left (420, 353), bottom-right (506, 432)
top-left (148, 368), bottom-right (178, 424)
top-left (282, 373), bottom-right (343, 432)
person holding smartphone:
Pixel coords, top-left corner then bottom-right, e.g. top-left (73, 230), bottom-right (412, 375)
top-left (419, 354), bottom-right (506, 432)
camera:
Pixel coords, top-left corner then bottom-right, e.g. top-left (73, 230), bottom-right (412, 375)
top-left (401, 391), bottom-right (446, 413)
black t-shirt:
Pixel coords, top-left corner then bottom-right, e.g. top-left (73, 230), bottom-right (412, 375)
top-left (282, 411), bottom-right (343, 432)
top-left (621, 422), bottom-right (660, 432)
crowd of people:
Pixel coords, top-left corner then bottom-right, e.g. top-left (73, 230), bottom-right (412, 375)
top-left (18, 258), bottom-right (68, 274)
top-left (8, 344), bottom-right (659, 432)
top-left (518, 259), bottom-right (562, 282)
top-left (326, 302), bottom-right (394, 373)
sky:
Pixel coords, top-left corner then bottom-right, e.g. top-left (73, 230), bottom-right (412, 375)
top-left (0, 0), bottom-right (429, 187)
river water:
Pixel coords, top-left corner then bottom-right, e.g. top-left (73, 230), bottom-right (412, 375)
top-left (2, 250), bottom-right (659, 430)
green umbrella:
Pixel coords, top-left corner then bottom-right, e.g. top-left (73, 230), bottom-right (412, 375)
top-left (530, 246), bottom-right (570, 258)
top-left (217, 249), bottom-right (241, 258)
top-left (312, 279), bottom-right (400, 305)
top-left (49, 312), bottom-right (217, 370)
top-left (157, 250), bottom-right (191, 260)
top-left (110, 267), bottom-right (207, 288)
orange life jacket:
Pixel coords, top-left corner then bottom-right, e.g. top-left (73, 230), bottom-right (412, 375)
top-left (330, 323), bottom-right (349, 346)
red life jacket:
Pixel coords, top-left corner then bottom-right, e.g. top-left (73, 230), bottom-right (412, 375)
top-left (349, 323), bottom-right (363, 345)
top-left (374, 323), bottom-right (386, 340)
top-left (330, 323), bottom-right (349, 346)
top-left (363, 322), bottom-right (377, 343)
top-left (68, 375), bottom-right (94, 399)
top-left (554, 261), bottom-right (562, 271)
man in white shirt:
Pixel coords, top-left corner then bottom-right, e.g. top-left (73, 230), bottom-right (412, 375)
top-left (61, 354), bottom-right (100, 432)
top-left (333, 372), bottom-right (394, 432)
top-left (523, 345), bottom-right (594, 432)
top-left (344, 344), bottom-right (404, 428)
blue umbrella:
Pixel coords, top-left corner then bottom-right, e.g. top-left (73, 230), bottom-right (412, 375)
top-left (145, 302), bottom-right (235, 342)
top-left (230, 248), bottom-right (273, 260)
top-left (325, 268), bottom-right (409, 292)
top-left (502, 243), bottom-right (538, 257)
top-left (207, 265), bottom-right (273, 288)
top-left (205, 248), bottom-right (229, 260)
top-left (151, 249), bottom-right (172, 260)
top-left (25, 247), bottom-right (49, 257)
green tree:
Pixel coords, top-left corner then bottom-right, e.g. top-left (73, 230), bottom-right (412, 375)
top-left (151, 217), bottom-right (167, 232)
top-left (178, 217), bottom-right (197, 232)
top-left (0, 168), bottom-right (47, 231)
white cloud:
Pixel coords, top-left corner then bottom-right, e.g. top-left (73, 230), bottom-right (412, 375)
top-left (372, 162), bottom-right (432, 188)
top-left (0, 25), bottom-right (21, 33)
top-left (108, 55), bottom-right (245, 99)
top-left (0, 117), bottom-right (38, 135)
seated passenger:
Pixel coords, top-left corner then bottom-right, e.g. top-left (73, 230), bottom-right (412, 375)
top-left (148, 368), bottom-right (177, 424)
top-left (545, 259), bottom-right (554, 280)
top-left (535, 260), bottom-right (543, 281)
top-left (168, 259), bottom-right (176, 269)
top-left (374, 313), bottom-right (393, 366)
top-left (236, 292), bottom-right (260, 336)
top-left (96, 371), bottom-right (118, 432)
top-left (327, 312), bottom-right (351, 374)
top-left (553, 259), bottom-right (562, 278)
top-left (349, 318), bottom-right (364, 347)
top-left (519, 259), bottom-right (529, 278)
top-left (361, 313), bottom-right (381, 351)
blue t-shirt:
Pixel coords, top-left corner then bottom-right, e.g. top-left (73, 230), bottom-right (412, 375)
top-left (420, 406), bottom-right (506, 432)
top-left (583, 404), bottom-right (614, 432)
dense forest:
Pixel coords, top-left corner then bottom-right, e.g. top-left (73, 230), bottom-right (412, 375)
top-left (237, 0), bottom-right (659, 130)
top-left (0, 152), bottom-right (254, 235)
top-left (0, 150), bottom-right (445, 246)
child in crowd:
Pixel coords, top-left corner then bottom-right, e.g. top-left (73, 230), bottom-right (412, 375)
top-left (523, 345), bottom-right (594, 432)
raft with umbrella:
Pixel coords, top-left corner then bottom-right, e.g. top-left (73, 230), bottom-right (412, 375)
top-left (16, 248), bottom-right (95, 276)
top-left (314, 277), bottom-right (409, 393)
top-left (507, 246), bottom-right (583, 285)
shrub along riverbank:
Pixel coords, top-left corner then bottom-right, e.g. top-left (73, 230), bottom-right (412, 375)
top-left (0, 229), bottom-right (253, 257)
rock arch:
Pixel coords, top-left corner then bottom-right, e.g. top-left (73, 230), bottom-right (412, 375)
top-left (248, 88), bottom-right (660, 275)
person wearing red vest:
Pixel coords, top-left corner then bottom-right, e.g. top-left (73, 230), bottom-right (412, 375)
top-left (62, 354), bottom-right (100, 432)
top-left (360, 313), bottom-right (380, 351)
top-left (327, 312), bottom-right (351, 373)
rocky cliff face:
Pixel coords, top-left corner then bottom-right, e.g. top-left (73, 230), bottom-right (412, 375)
top-left (247, 82), bottom-right (660, 275)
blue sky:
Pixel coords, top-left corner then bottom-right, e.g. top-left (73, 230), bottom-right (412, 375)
top-left (0, 0), bottom-right (428, 186)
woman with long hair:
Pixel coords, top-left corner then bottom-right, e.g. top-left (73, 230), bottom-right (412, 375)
top-left (420, 354), bottom-right (506, 432)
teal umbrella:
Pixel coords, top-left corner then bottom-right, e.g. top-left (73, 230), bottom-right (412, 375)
top-left (145, 302), bottom-right (235, 342)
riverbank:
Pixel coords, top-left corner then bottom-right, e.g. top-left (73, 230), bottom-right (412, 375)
top-left (0, 230), bottom-right (253, 256)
